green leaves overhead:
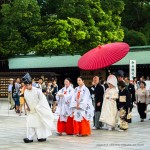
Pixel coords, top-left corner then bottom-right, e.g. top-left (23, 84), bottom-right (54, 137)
top-left (0, 0), bottom-right (125, 56)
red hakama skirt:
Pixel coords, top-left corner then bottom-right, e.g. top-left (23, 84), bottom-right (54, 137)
top-left (73, 117), bottom-right (91, 136)
top-left (57, 116), bottom-right (74, 135)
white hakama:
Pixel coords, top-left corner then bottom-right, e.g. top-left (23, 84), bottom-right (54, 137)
top-left (24, 87), bottom-right (54, 140)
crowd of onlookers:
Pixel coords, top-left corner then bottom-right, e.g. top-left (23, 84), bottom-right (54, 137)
top-left (8, 77), bottom-right (59, 116)
top-left (7, 73), bottom-right (150, 125)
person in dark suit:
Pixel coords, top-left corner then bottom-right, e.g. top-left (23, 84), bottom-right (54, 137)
top-left (90, 76), bottom-right (104, 129)
top-left (124, 77), bottom-right (136, 123)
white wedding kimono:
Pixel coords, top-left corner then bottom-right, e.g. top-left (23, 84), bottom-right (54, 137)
top-left (55, 85), bottom-right (74, 122)
top-left (100, 87), bottom-right (118, 127)
top-left (70, 85), bottom-right (94, 122)
top-left (24, 87), bottom-right (54, 140)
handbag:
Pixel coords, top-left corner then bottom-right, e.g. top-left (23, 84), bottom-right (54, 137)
top-left (119, 96), bottom-right (126, 102)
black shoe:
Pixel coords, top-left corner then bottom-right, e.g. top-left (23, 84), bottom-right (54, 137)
top-left (16, 110), bottom-right (20, 113)
top-left (37, 138), bottom-right (46, 142)
top-left (23, 138), bottom-right (33, 143)
top-left (56, 132), bottom-right (62, 136)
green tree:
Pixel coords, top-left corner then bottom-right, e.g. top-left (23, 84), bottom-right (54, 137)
top-left (0, 0), bottom-right (125, 56)
top-left (36, 0), bottom-right (125, 55)
top-left (122, 0), bottom-right (150, 30)
top-left (123, 29), bottom-right (148, 46)
top-left (0, 0), bottom-right (41, 56)
top-left (122, 0), bottom-right (150, 45)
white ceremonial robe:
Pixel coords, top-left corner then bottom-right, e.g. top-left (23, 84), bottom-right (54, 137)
top-left (70, 85), bottom-right (94, 122)
top-left (24, 87), bottom-right (54, 140)
top-left (99, 87), bottom-right (118, 127)
top-left (55, 85), bottom-right (74, 122)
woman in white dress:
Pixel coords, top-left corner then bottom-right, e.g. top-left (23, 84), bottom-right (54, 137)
top-left (99, 75), bottom-right (118, 130)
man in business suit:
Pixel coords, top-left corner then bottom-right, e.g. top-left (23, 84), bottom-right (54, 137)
top-left (90, 76), bottom-right (104, 129)
top-left (124, 77), bottom-right (136, 123)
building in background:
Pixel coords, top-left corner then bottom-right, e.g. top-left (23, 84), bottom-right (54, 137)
top-left (0, 46), bottom-right (150, 98)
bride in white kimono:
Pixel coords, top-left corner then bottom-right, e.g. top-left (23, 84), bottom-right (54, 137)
top-left (99, 75), bottom-right (118, 130)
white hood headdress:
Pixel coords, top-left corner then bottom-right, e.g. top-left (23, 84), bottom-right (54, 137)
top-left (107, 75), bottom-right (118, 87)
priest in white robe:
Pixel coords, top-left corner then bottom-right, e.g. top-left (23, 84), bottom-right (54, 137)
top-left (22, 73), bottom-right (54, 143)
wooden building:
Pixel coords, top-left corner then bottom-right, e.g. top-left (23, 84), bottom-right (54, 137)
top-left (0, 46), bottom-right (150, 98)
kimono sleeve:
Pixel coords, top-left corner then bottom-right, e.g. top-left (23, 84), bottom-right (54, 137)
top-left (56, 89), bottom-right (64, 103)
top-left (64, 88), bottom-right (74, 104)
top-left (111, 89), bottom-right (119, 100)
top-left (70, 92), bottom-right (77, 108)
top-left (79, 88), bottom-right (90, 111)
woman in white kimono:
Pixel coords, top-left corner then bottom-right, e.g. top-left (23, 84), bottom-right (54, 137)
top-left (55, 78), bottom-right (74, 135)
top-left (71, 76), bottom-right (94, 136)
top-left (99, 75), bottom-right (118, 131)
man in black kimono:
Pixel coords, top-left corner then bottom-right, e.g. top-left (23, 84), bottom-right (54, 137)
top-left (124, 77), bottom-right (136, 123)
top-left (90, 76), bottom-right (104, 129)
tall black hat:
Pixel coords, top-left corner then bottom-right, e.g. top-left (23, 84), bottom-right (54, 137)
top-left (22, 73), bottom-right (32, 84)
top-left (117, 70), bottom-right (124, 77)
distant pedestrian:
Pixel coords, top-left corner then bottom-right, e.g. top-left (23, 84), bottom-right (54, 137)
top-left (136, 81), bottom-right (149, 122)
top-left (8, 78), bottom-right (15, 110)
top-left (19, 82), bottom-right (27, 116)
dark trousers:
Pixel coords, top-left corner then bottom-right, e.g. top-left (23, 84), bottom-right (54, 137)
top-left (137, 102), bottom-right (147, 119)
top-left (92, 101), bottom-right (102, 128)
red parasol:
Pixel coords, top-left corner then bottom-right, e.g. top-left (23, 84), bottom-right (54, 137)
top-left (78, 42), bottom-right (129, 70)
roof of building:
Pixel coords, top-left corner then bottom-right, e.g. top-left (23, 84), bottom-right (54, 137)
top-left (8, 46), bottom-right (150, 69)
top-left (9, 55), bottom-right (81, 69)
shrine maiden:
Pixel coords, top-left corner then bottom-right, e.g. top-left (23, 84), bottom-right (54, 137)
top-left (55, 78), bottom-right (74, 135)
top-left (71, 76), bottom-right (94, 136)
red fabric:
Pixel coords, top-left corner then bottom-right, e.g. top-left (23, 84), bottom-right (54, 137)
top-left (77, 91), bottom-right (81, 100)
top-left (57, 117), bottom-right (74, 135)
top-left (66, 117), bottom-right (74, 135)
top-left (57, 117), bottom-right (66, 133)
top-left (64, 91), bottom-right (67, 94)
top-left (78, 42), bottom-right (129, 70)
top-left (73, 118), bottom-right (91, 136)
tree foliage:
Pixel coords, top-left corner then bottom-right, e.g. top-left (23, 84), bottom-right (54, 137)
top-left (124, 29), bottom-right (148, 46)
top-left (3, 0), bottom-right (150, 56)
top-left (122, 0), bottom-right (150, 45)
top-left (0, 0), bottom-right (41, 56)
